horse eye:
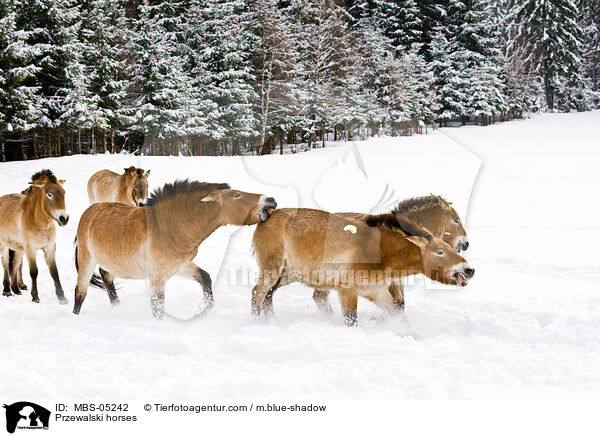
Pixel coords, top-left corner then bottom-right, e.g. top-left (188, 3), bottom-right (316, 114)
top-left (452, 219), bottom-right (459, 224)
top-left (436, 250), bottom-right (444, 256)
top-left (46, 193), bottom-right (53, 199)
top-left (234, 193), bottom-right (241, 199)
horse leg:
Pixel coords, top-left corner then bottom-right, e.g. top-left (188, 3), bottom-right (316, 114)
top-left (16, 253), bottom-right (26, 290)
top-left (388, 281), bottom-right (405, 312)
top-left (312, 288), bottom-right (333, 315)
top-left (99, 268), bottom-right (119, 305)
top-left (25, 249), bottom-right (39, 303)
top-left (148, 276), bottom-right (166, 320)
top-left (251, 267), bottom-right (284, 318)
top-left (7, 249), bottom-right (22, 295)
top-left (263, 288), bottom-right (275, 314)
top-left (337, 287), bottom-right (359, 327)
top-left (73, 245), bottom-right (96, 315)
top-left (43, 243), bottom-right (67, 304)
top-left (177, 262), bottom-right (213, 314)
top-left (260, 268), bottom-right (286, 317)
top-left (1, 247), bottom-right (11, 296)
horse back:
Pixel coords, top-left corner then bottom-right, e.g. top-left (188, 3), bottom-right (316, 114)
top-left (0, 194), bottom-right (26, 247)
top-left (87, 170), bottom-right (122, 203)
top-left (255, 208), bottom-right (383, 273)
top-left (77, 203), bottom-right (148, 278)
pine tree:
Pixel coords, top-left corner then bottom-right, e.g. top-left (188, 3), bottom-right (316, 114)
top-left (403, 47), bottom-right (440, 126)
top-left (323, 2), bottom-right (373, 139)
top-left (508, 0), bottom-right (589, 110)
top-left (128, 0), bottom-right (195, 153)
top-left (430, 0), bottom-right (507, 122)
top-left (0, 0), bottom-right (40, 135)
top-left (346, 0), bottom-right (378, 21)
top-left (16, 0), bottom-right (81, 138)
top-left (80, 0), bottom-right (130, 151)
top-left (376, 0), bottom-right (423, 51)
top-left (285, 0), bottom-right (336, 146)
top-left (349, 11), bottom-right (390, 134)
top-left (457, 0), bottom-right (507, 122)
top-left (414, 0), bottom-right (447, 60)
top-left (251, 0), bottom-right (299, 154)
top-left (580, 0), bottom-right (600, 104)
top-left (429, 27), bottom-right (468, 122)
top-left (191, 0), bottom-right (258, 149)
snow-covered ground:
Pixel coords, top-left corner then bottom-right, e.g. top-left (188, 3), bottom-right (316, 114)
top-left (1, 111), bottom-right (599, 401)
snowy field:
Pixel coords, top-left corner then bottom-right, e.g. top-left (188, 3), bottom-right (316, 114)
top-left (1, 110), bottom-right (599, 402)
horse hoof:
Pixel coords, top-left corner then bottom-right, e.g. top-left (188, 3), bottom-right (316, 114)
top-left (32, 298), bottom-right (40, 303)
top-left (58, 297), bottom-right (68, 305)
top-left (12, 289), bottom-right (22, 295)
top-left (19, 284), bottom-right (27, 290)
top-left (3, 292), bottom-right (11, 297)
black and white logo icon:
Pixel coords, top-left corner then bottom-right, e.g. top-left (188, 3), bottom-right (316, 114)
top-left (3, 402), bottom-right (50, 433)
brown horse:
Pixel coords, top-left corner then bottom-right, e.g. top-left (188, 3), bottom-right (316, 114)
top-left (252, 208), bottom-right (474, 326)
top-left (277, 194), bottom-right (470, 314)
top-left (0, 170), bottom-right (69, 303)
top-left (87, 166), bottom-right (150, 207)
top-left (73, 180), bottom-right (277, 318)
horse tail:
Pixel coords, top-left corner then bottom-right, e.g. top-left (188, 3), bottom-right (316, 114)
top-left (74, 237), bottom-right (105, 289)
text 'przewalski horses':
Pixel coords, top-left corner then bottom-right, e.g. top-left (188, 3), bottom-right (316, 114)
top-left (87, 166), bottom-right (150, 207)
top-left (0, 170), bottom-right (69, 303)
top-left (73, 180), bottom-right (277, 318)
top-left (282, 194), bottom-right (470, 315)
top-left (252, 208), bottom-right (474, 326)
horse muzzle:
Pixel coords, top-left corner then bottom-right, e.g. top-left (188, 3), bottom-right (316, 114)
top-left (455, 237), bottom-right (469, 252)
top-left (259, 196), bottom-right (277, 222)
top-left (452, 263), bottom-right (475, 287)
top-left (56, 213), bottom-right (69, 226)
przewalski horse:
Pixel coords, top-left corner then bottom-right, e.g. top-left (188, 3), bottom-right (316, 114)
top-left (87, 166), bottom-right (150, 207)
top-left (73, 180), bottom-right (277, 318)
top-left (0, 170), bottom-right (69, 303)
top-left (285, 194), bottom-right (470, 315)
top-left (252, 208), bottom-right (474, 326)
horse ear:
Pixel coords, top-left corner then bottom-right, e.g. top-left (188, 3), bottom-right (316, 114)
top-left (58, 179), bottom-right (66, 185)
top-left (200, 192), bottom-right (219, 202)
top-left (406, 235), bottom-right (428, 248)
top-left (144, 170), bottom-right (150, 179)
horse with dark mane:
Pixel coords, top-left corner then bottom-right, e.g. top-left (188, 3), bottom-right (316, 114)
top-left (73, 180), bottom-right (277, 318)
top-left (252, 208), bottom-right (474, 326)
top-left (263, 194), bottom-right (471, 315)
top-left (0, 170), bottom-right (69, 303)
top-left (87, 166), bottom-right (150, 207)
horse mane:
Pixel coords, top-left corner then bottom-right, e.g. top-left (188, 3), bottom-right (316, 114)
top-left (146, 180), bottom-right (230, 207)
top-left (31, 169), bottom-right (57, 184)
top-left (393, 195), bottom-right (448, 215)
top-left (21, 169), bottom-right (57, 194)
top-left (365, 213), bottom-right (433, 240)
top-left (124, 166), bottom-right (145, 178)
